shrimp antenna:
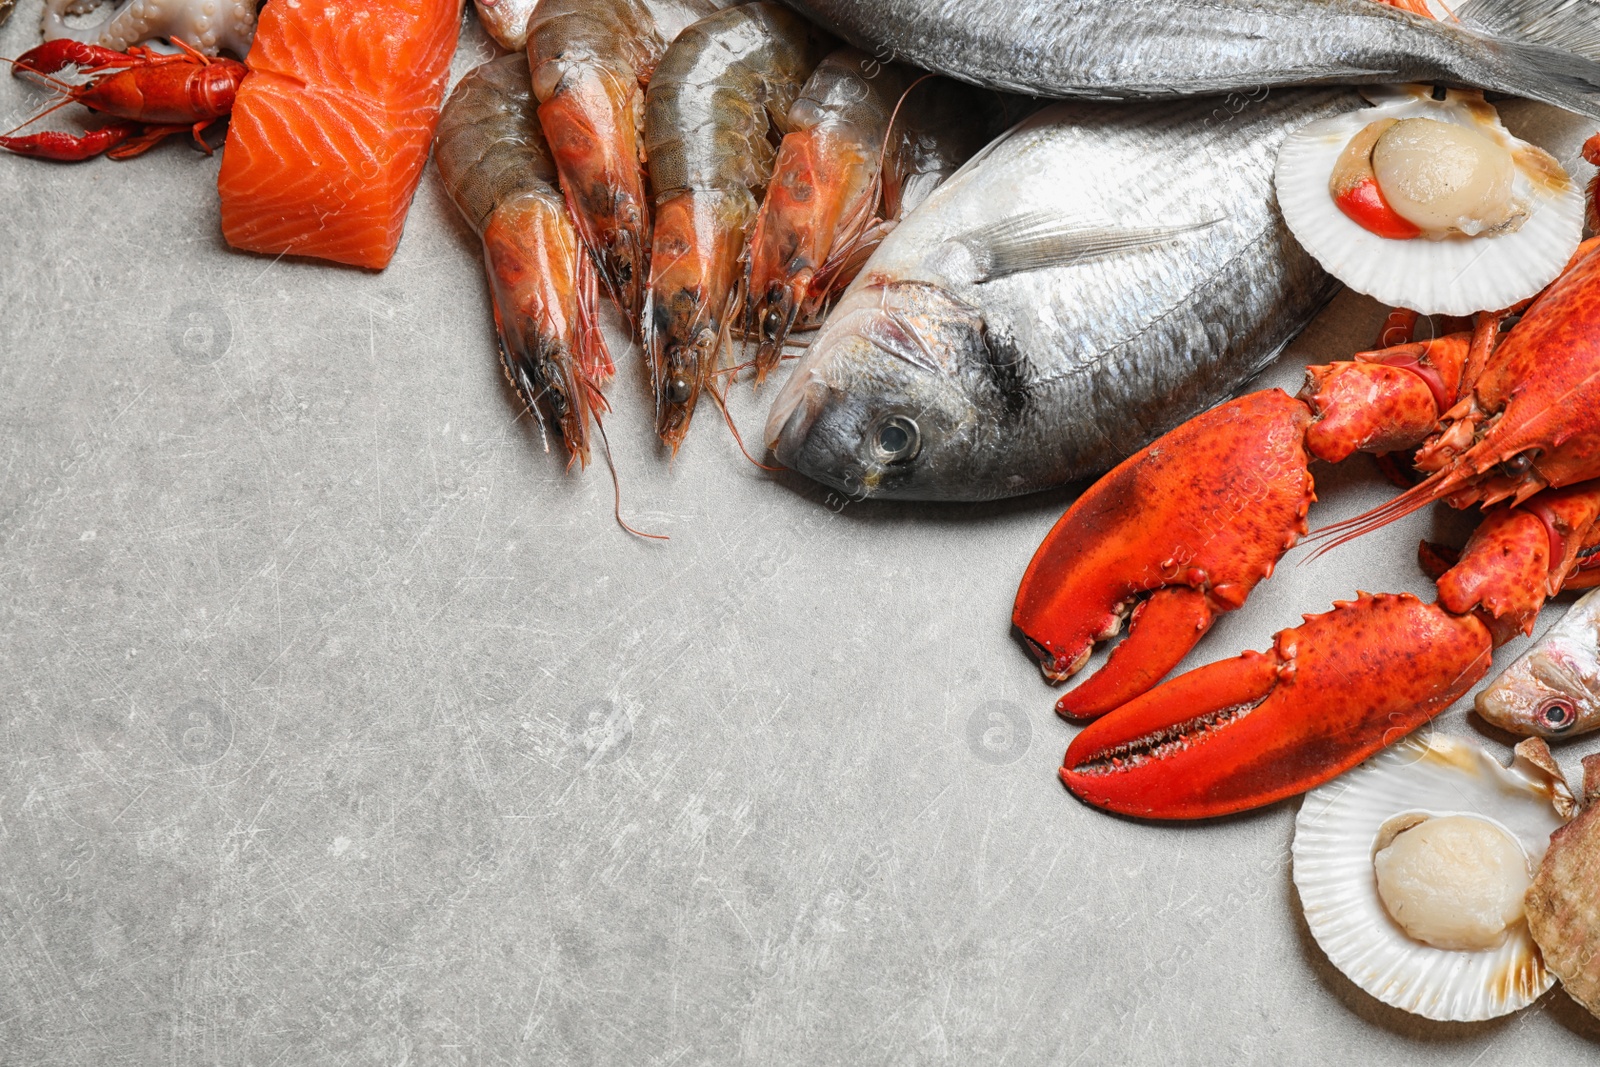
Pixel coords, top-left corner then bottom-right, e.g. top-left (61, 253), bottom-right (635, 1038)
top-left (707, 285), bottom-right (785, 472)
top-left (594, 415), bottom-right (668, 541)
top-left (706, 363), bottom-right (785, 472)
top-left (865, 73), bottom-right (939, 212)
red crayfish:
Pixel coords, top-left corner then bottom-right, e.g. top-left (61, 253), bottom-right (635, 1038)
top-left (1014, 209), bottom-right (1600, 820)
top-left (1, 37), bottom-right (245, 161)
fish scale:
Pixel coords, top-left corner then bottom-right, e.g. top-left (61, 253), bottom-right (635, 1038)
top-left (766, 90), bottom-right (1360, 501)
top-left (782, 0), bottom-right (1600, 118)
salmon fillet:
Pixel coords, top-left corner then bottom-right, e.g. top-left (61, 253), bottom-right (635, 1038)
top-left (218, 0), bottom-right (464, 270)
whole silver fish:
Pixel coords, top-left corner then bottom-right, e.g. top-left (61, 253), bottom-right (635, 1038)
top-left (1477, 587), bottom-right (1600, 739)
top-left (780, 0), bottom-right (1600, 118)
top-left (764, 90), bottom-right (1353, 501)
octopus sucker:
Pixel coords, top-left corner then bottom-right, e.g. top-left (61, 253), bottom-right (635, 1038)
top-left (42, 0), bottom-right (255, 58)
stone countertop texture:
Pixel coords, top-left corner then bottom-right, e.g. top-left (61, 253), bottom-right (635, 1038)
top-left (3, 9), bottom-right (1599, 1064)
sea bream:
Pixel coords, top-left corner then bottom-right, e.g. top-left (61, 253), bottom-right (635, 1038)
top-left (1477, 586), bottom-right (1600, 739)
top-left (779, 0), bottom-right (1600, 117)
top-left (765, 90), bottom-right (1356, 501)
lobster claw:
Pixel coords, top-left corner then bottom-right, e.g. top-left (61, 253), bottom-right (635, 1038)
top-left (1060, 593), bottom-right (1493, 819)
top-left (1013, 390), bottom-right (1315, 718)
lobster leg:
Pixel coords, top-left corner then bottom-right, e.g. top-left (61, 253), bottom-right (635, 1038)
top-left (1421, 479), bottom-right (1600, 642)
top-left (0, 122), bottom-right (135, 160)
top-left (1060, 593), bottom-right (1493, 819)
top-left (105, 123), bottom-right (199, 160)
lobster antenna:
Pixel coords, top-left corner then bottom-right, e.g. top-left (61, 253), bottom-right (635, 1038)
top-left (2, 56), bottom-right (78, 94)
top-left (0, 97), bottom-right (78, 137)
top-left (1304, 467), bottom-right (1476, 559)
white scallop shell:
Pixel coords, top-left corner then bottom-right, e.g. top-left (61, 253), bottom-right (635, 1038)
top-left (1275, 85), bottom-right (1583, 316)
top-left (1293, 734), bottom-right (1572, 1021)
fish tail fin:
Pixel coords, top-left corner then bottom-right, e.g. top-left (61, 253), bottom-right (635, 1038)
top-left (1445, 0), bottom-right (1600, 116)
top-left (1458, 0), bottom-right (1600, 61)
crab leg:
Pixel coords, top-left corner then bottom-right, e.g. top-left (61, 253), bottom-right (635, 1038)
top-left (1060, 593), bottom-right (1492, 820)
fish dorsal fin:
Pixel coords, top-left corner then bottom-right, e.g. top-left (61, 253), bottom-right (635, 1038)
top-left (948, 212), bottom-right (1218, 283)
top-left (1457, 0), bottom-right (1600, 62)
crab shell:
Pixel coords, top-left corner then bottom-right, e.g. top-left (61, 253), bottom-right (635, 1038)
top-left (1293, 735), bottom-right (1573, 1021)
top-left (1275, 85), bottom-right (1583, 317)
top-left (1526, 752), bottom-right (1600, 1020)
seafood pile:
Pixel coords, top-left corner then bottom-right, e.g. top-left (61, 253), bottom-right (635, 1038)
top-left (443, 0), bottom-right (1020, 458)
top-left (9, 0), bottom-right (1600, 1030)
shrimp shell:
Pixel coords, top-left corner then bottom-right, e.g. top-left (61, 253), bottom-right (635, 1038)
top-left (642, 1), bottom-right (831, 449)
top-left (435, 54), bottom-right (611, 466)
top-left (743, 49), bottom-right (915, 378)
top-left (528, 0), bottom-right (668, 321)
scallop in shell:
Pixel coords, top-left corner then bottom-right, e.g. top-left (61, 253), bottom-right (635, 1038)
top-left (1275, 85), bottom-right (1582, 316)
top-left (1293, 735), bottom-right (1572, 1021)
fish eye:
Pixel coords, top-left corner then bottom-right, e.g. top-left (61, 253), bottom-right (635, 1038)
top-left (1536, 696), bottom-right (1577, 733)
top-left (873, 415), bottom-right (921, 463)
top-left (666, 375), bottom-right (692, 404)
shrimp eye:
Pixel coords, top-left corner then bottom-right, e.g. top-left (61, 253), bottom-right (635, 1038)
top-left (873, 415), bottom-right (920, 463)
top-left (1536, 696), bottom-right (1578, 733)
top-left (666, 375), bottom-right (692, 404)
top-left (763, 308), bottom-right (784, 339)
top-left (547, 388), bottom-right (568, 414)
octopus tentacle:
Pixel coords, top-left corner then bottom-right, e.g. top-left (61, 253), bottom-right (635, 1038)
top-left (41, 0), bottom-right (256, 58)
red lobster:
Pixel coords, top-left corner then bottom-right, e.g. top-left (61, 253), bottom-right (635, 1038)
top-left (1, 38), bottom-right (245, 161)
top-left (1013, 226), bottom-right (1600, 821)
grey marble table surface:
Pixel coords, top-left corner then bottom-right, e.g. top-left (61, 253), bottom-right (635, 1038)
top-left (3, 8), bottom-right (1598, 1064)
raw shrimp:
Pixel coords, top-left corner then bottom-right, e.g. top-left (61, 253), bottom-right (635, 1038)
top-left (528, 0), bottom-right (741, 321)
top-left (528, 0), bottom-right (714, 320)
top-left (642, 1), bottom-right (830, 449)
top-left (435, 53), bottom-right (611, 466)
top-left (742, 49), bottom-right (914, 379)
top-left (742, 61), bottom-right (1018, 378)
top-left (486, 0), bottom-right (713, 51)
top-left (882, 79), bottom-right (1022, 221)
